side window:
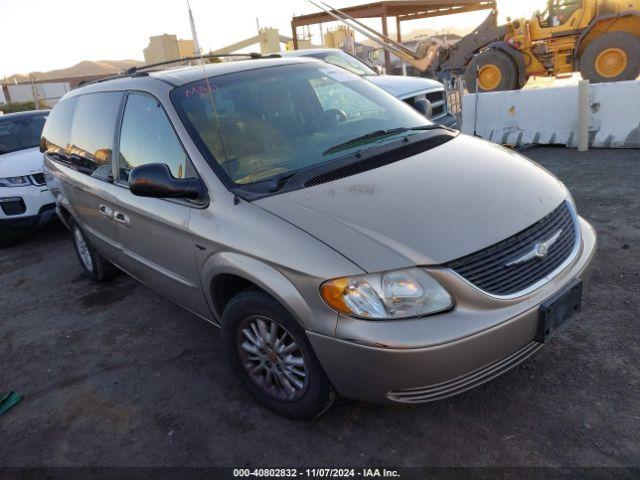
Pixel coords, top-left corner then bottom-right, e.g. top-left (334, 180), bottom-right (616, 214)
top-left (70, 92), bottom-right (123, 179)
top-left (41, 96), bottom-right (77, 162)
top-left (118, 93), bottom-right (189, 183)
top-left (550, 0), bottom-right (581, 25)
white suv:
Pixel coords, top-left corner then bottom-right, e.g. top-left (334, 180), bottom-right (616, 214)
top-left (0, 110), bottom-right (55, 246)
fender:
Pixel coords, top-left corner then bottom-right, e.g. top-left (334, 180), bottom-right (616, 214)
top-left (200, 251), bottom-right (330, 332)
top-left (574, 10), bottom-right (640, 68)
top-left (485, 41), bottom-right (528, 88)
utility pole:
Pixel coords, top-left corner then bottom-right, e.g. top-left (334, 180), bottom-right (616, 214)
top-left (187, 0), bottom-right (201, 55)
top-left (29, 73), bottom-right (42, 110)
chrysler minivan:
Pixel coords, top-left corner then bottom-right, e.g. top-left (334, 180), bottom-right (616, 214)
top-left (43, 58), bottom-right (596, 419)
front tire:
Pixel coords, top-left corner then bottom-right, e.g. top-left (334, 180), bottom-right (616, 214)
top-left (222, 289), bottom-right (335, 419)
top-left (580, 32), bottom-right (640, 83)
top-left (70, 219), bottom-right (118, 282)
top-left (465, 49), bottom-right (518, 93)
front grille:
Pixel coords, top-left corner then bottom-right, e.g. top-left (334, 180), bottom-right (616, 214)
top-left (0, 198), bottom-right (26, 216)
top-left (426, 90), bottom-right (445, 103)
top-left (30, 172), bottom-right (46, 185)
top-left (447, 202), bottom-right (577, 296)
top-left (432, 105), bottom-right (445, 117)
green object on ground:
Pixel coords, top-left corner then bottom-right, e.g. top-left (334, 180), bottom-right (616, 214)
top-left (0, 391), bottom-right (23, 416)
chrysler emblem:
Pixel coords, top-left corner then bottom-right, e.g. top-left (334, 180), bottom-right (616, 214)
top-left (506, 229), bottom-right (563, 267)
top-left (534, 242), bottom-right (549, 258)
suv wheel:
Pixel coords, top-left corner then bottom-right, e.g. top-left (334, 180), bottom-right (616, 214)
top-left (222, 289), bottom-right (335, 419)
top-left (70, 219), bottom-right (118, 282)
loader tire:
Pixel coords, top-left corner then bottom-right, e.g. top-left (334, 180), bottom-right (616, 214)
top-left (465, 49), bottom-right (518, 93)
top-left (580, 32), bottom-right (640, 83)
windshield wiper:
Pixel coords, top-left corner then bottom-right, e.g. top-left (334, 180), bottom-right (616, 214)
top-left (322, 124), bottom-right (444, 156)
top-left (267, 171), bottom-right (299, 193)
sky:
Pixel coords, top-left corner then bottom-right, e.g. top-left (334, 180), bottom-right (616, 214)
top-left (0, 0), bottom-right (548, 76)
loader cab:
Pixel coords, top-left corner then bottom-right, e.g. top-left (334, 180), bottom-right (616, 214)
top-left (535, 0), bottom-right (584, 29)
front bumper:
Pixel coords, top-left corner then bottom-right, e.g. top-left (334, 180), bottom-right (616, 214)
top-left (308, 216), bottom-right (596, 404)
top-left (0, 184), bottom-right (56, 231)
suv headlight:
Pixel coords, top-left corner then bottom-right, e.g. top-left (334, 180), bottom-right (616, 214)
top-left (0, 176), bottom-right (30, 187)
top-left (321, 268), bottom-right (453, 320)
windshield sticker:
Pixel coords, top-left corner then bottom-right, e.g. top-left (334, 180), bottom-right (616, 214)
top-left (184, 82), bottom-right (218, 98)
top-left (319, 68), bottom-right (358, 83)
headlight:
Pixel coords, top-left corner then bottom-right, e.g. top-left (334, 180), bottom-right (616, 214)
top-left (0, 176), bottom-right (30, 187)
top-left (321, 268), bottom-right (453, 320)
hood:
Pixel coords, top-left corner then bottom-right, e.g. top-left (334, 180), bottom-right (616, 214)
top-left (255, 135), bottom-right (569, 273)
top-left (367, 75), bottom-right (444, 98)
top-left (0, 147), bottom-right (44, 178)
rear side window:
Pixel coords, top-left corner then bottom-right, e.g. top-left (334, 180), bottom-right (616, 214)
top-left (69, 92), bottom-right (123, 179)
top-left (41, 97), bottom-right (77, 160)
top-left (118, 93), bottom-right (189, 182)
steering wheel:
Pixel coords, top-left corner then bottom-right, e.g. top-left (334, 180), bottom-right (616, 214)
top-left (317, 109), bottom-right (347, 131)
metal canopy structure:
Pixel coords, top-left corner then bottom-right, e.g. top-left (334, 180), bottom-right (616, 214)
top-left (292, 1), bottom-right (496, 69)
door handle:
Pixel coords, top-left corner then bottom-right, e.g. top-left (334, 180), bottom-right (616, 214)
top-left (113, 211), bottom-right (130, 226)
top-left (98, 204), bottom-right (113, 218)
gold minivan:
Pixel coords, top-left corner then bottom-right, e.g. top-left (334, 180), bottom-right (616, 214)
top-left (43, 57), bottom-right (596, 418)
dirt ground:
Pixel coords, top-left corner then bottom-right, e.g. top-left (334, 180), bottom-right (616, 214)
top-left (1, 147), bottom-right (639, 469)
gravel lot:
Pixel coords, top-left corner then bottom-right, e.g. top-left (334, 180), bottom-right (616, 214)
top-left (1, 147), bottom-right (639, 469)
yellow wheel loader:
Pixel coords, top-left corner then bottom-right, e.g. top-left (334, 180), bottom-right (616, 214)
top-left (308, 0), bottom-right (640, 93)
top-left (440, 0), bottom-right (640, 92)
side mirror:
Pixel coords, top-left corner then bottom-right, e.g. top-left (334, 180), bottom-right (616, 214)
top-left (128, 163), bottom-right (202, 200)
top-left (413, 98), bottom-right (433, 119)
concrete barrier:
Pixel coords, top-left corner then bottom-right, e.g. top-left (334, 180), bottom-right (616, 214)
top-left (461, 80), bottom-right (640, 148)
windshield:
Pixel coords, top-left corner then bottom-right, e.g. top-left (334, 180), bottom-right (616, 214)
top-left (171, 63), bottom-right (428, 186)
top-left (0, 113), bottom-right (48, 155)
top-left (307, 51), bottom-right (377, 76)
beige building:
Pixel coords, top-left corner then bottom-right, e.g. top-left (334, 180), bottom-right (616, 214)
top-left (177, 39), bottom-right (195, 58)
top-left (285, 39), bottom-right (312, 51)
top-left (323, 26), bottom-right (355, 52)
top-left (143, 34), bottom-right (195, 64)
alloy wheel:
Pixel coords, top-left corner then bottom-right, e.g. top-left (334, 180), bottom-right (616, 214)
top-left (236, 315), bottom-right (309, 401)
top-left (73, 227), bottom-right (93, 272)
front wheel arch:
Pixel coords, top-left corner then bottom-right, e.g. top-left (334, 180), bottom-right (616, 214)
top-left (201, 252), bottom-right (319, 330)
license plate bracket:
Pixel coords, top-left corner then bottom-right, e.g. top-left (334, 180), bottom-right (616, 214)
top-left (536, 280), bottom-right (583, 342)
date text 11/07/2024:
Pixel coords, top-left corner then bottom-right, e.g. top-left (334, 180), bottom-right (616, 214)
top-left (232, 468), bottom-right (401, 478)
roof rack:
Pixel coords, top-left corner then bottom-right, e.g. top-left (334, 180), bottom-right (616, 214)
top-left (77, 52), bottom-right (282, 88)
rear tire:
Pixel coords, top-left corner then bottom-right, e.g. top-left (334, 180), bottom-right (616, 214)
top-left (465, 49), bottom-right (518, 93)
top-left (580, 32), bottom-right (640, 83)
top-left (222, 289), bottom-right (335, 419)
top-left (70, 219), bottom-right (118, 282)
